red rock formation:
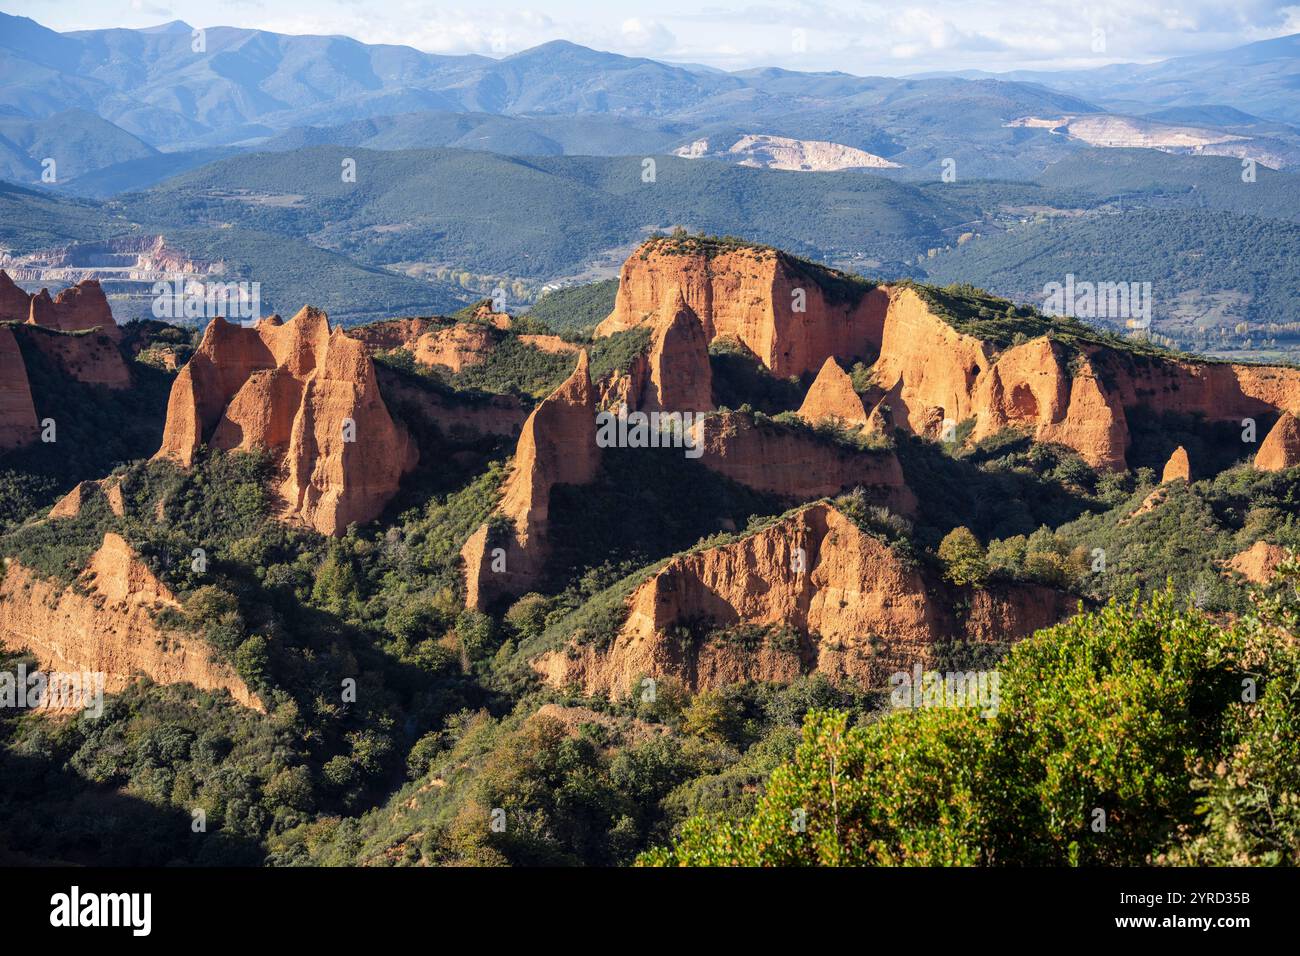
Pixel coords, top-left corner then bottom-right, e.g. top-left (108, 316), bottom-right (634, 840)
top-left (26, 280), bottom-right (121, 340)
top-left (596, 239), bottom-right (887, 378)
top-left (154, 308), bottom-right (417, 536)
top-left (0, 270), bottom-right (29, 322)
top-left (24, 326), bottom-right (131, 389)
top-left (0, 533), bottom-right (262, 710)
top-left (49, 478), bottom-right (125, 519)
top-left (0, 325), bottom-right (37, 450)
top-left (866, 293), bottom-right (1123, 468)
top-left (1162, 445), bottom-right (1191, 483)
top-left (596, 244), bottom-right (1300, 473)
top-left (0, 273), bottom-right (129, 393)
top-left (797, 357), bottom-right (871, 428)
top-left (346, 317), bottom-right (441, 353)
top-left (643, 293), bottom-right (713, 412)
top-left (518, 334), bottom-right (580, 355)
top-left (1226, 540), bottom-right (1291, 584)
top-left (462, 352), bottom-right (599, 608)
top-left (414, 323), bottom-right (497, 372)
top-left (535, 503), bottom-right (1072, 697)
top-left (689, 411), bottom-right (916, 515)
top-left (1255, 413), bottom-right (1300, 472)
top-left (872, 286), bottom-right (992, 435)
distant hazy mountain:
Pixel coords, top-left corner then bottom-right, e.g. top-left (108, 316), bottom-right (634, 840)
top-left (921, 33), bottom-right (1300, 125)
top-left (59, 147), bottom-right (245, 198)
top-left (0, 11), bottom-right (1097, 158)
top-left (4, 10), bottom-right (1293, 185)
top-left (262, 111), bottom-right (687, 157)
top-left (0, 107), bottom-right (156, 183)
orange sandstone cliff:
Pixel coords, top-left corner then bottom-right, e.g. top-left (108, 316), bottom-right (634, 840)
top-left (597, 293), bottom-right (715, 414)
top-left (534, 503), bottom-right (1072, 697)
top-left (461, 351), bottom-right (600, 608)
top-left (596, 242), bottom-right (1300, 472)
top-left (26, 279), bottom-right (122, 340)
top-left (0, 271), bottom-right (130, 398)
top-left (154, 308), bottom-right (416, 535)
top-left (413, 323), bottom-right (497, 372)
top-left (0, 533), bottom-right (261, 710)
top-left (23, 325), bottom-right (132, 389)
top-left (797, 356), bottom-right (872, 429)
top-left (596, 239), bottom-right (886, 378)
top-left (1226, 540), bottom-right (1291, 584)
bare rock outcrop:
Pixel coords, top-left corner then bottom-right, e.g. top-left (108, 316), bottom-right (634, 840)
top-left (373, 365), bottom-right (528, 439)
top-left (535, 503), bottom-right (1071, 697)
top-left (154, 308), bottom-right (416, 536)
top-left (797, 357), bottom-right (871, 429)
top-left (643, 293), bottom-right (713, 413)
top-left (689, 411), bottom-right (915, 515)
top-left (0, 272), bottom-right (129, 392)
top-left (518, 334), bottom-right (580, 355)
top-left (0, 271), bottom-right (29, 322)
top-left (593, 242), bottom-right (1300, 473)
top-left (1162, 445), bottom-right (1191, 483)
top-left (49, 478), bottom-right (126, 519)
top-left (0, 533), bottom-right (262, 710)
top-left (1255, 412), bottom-right (1300, 472)
top-left (414, 323), bottom-right (497, 372)
top-left (27, 280), bottom-right (121, 340)
top-left (596, 238), bottom-right (886, 378)
top-left (345, 317), bottom-right (441, 353)
top-left (1226, 540), bottom-right (1291, 584)
top-left (461, 352), bottom-right (600, 608)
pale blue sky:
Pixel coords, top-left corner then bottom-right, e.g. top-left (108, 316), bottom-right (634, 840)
top-left (9, 0), bottom-right (1300, 74)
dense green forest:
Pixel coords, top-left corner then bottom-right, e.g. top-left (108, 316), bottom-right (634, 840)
top-left (116, 147), bottom-right (960, 278)
top-left (643, 581), bottom-right (1300, 866)
top-left (524, 280), bottom-right (619, 335)
top-left (923, 208), bottom-right (1300, 354)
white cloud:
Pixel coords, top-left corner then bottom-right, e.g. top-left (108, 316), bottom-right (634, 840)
top-left (619, 18), bottom-right (677, 54)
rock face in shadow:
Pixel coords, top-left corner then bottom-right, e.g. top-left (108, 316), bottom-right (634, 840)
top-left (0, 533), bottom-right (262, 711)
top-left (0, 277), bottom-right (131, 451)
top-left (154, 308), bottom-right (416, 535)
top-left (534, 503), bottom-right (1073, 697)
top-left (461, 351), bottom-right (600, 608)
top-left (642, 292), bottom-right (713, 413)
top-left (689, 411), bottom-right (916, 515)
top-left (596, 238), bottom-right (887, 378)
top-left (23, 326), bottom-right (132, 389)
top-left (0, 326), bottom-right (37, 450)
